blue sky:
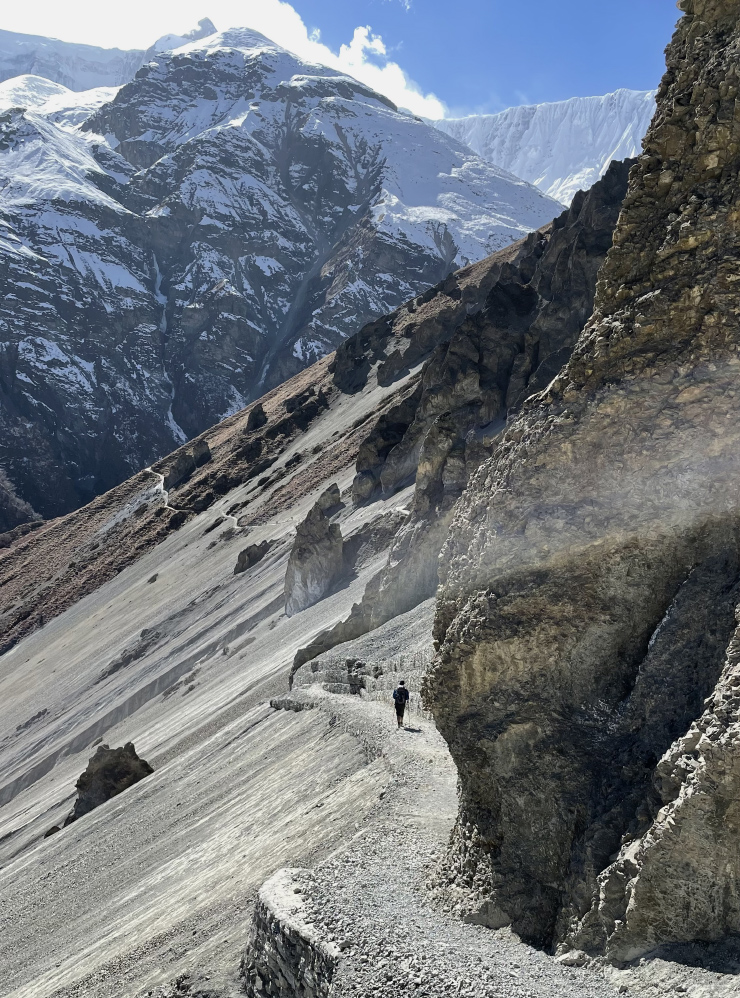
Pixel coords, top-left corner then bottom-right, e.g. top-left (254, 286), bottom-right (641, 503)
top-left (295, 0), bottom-right (680, 114)
top-left (4, 0), bottom-right (680, 115)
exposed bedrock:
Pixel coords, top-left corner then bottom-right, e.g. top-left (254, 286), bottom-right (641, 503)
top-left (428, 0), bottom-right (740, 961)
top-left (345, 157), bottom-right (633, 506)
top-left (296, 159), bottom-right (634, 671)
top-left (157, 438), bottom-right (212, 491)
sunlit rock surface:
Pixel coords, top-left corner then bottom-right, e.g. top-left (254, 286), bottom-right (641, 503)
top-left (428, 0), bottom-right (740, 960)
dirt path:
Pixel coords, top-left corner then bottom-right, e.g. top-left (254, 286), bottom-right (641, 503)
top-left (255, 661), bottom-right (740, 998)
top-left (262, 684), bottom-right (621, 998)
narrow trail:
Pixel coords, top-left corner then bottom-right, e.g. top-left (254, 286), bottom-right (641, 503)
top-left (145, 467), bottom-right (177, 513)
top-left (253, 666), bottom-right (735, 998)
top-left (258, 683), bottom-right (623, 998)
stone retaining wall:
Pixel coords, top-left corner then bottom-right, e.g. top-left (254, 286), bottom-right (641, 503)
top-left (241, 868), bottom-right (339, 997)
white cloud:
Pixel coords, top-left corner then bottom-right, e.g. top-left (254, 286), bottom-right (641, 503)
top-left (1, 0), bottom-right (447, 117)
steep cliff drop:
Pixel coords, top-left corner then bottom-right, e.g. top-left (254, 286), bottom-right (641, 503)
top-left (428, 0), bottom-right (740, 963)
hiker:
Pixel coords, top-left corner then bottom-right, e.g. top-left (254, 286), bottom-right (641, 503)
top-left (393, 680), bottom-right (410, 728)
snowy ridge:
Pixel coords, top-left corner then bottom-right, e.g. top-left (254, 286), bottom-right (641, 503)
top-left (434, 89), bottom-right (656, 205)
top-left (0, 75), bottom-right (121, 126)
top-left (0, 28), bottom-right (142, 92)
top-left (0, 20), bottom-right (217, 93)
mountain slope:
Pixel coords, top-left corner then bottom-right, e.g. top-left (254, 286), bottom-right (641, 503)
top-left (0, 30), bottom-right (559, 519)
top-left (3, 118), bottom-right (736, 990)
top-left (434, 89), bottom-right (656, 205)
top-left (0, 158), bottom-right (633, 998)
top-left (0, 160), bottom-right (629, 655)
top-left (6, 2), bottom-right (740, 992)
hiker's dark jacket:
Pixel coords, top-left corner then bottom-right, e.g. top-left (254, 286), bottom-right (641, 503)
top-left (393, 687), bottom-right (410, 710)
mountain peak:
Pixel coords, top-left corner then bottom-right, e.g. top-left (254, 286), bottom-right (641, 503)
top-left (190, 17), bottom-right (217, 39)
top-left (149, 17), bottom-right (219, 54)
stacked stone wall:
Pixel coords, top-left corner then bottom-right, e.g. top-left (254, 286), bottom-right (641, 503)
top-left (241, 869), bottom-right (339, 997)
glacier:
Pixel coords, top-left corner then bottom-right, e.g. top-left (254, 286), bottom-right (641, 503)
top-left (0, 19), bottom-right (217, 94)
top-left (434, 89), bottom-right (656, 205)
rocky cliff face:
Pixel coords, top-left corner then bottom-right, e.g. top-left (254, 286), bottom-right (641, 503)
top-left (292, 158), bottom-right (631, 671)
top-left (427, 0), bottom-right (740, 961)
top-left (0, 30), bottom-right (558, 520)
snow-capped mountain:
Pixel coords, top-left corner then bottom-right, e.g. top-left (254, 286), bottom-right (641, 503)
top-left (0, 29), bottom-right (559, 519)
top-left (434, 89), bottom-right (655, 205)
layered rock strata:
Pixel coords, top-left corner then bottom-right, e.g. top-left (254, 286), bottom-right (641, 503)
top-left (427, 0), bottom-right (740, 961)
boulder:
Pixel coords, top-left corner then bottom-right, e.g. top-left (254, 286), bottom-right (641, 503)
top-left (63, 742), bottom-right (154, 826)
top-left (246, 403), bottom-right (267, 431)
top-left (234, 541), bottom-right (270, 575)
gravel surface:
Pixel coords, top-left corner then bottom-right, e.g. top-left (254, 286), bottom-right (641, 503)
top-left (285, 695), bottom-right (621, 998)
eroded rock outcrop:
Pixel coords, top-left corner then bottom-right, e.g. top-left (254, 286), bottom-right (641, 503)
top-left (285, 489), bottom-right (344, 616)
top-left (246, 403), bottom-right (268, 432)
top-left (63, 742), bottom-right (153, 826)
top-left (158, 439), bottom-right (212, 491)
top-left (0, 468), bottom-right (38, 536)
top-left (427, 0), bottom-right (740, 960)
top-left (234, 540), bottom-right (271, 575)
